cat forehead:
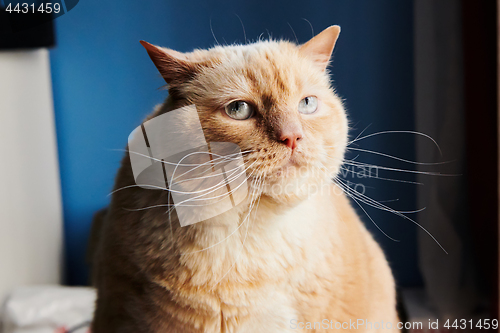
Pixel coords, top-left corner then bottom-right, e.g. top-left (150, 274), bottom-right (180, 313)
top-left (180, 40), bottom-right (333, 112)
top-left (190, 41), bottom-right (328, 98)
top-left (210, 40), bottom-right (302, 66)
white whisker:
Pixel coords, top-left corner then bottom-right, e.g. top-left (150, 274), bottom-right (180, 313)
top-left (346, 147), bottom-right (451, 165)
top-left (340, 159), bottom-right (455, 177)
top-left (334, 177), bottom-right (447, 254)
top-left (347, 130), bottom-right (442, 155)
top-left (209, 173), bottom-right (265, 290)
top-left (182, 171), bottom-right (262, 255)
top-left (337, 165), bottom-right (423, 185)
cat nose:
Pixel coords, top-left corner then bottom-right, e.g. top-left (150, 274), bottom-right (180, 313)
top-left (279, 129), bottom-right (303, 150)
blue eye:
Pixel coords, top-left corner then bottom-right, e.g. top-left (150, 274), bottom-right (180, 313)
top-left (225, 101), bottom-right (254, 120)
top-left (298, 96), bottom-right (318, 114)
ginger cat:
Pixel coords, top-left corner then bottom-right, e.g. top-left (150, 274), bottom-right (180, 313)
top-left (91, 26), bottom-right (399, 332)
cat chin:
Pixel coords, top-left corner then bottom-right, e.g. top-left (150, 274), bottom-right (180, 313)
top-left (255, 172), bottom-right (333, 206)
top-left (260, 189), bottom-right (309, 206)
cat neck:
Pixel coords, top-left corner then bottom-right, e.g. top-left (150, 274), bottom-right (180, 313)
top-left (168, 192), bottom-right (326, 287)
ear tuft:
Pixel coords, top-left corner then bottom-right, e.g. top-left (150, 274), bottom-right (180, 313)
top-left (299, 25), bottom-right (341, 71)
top-left (140, 40), bottom-right (195, 84)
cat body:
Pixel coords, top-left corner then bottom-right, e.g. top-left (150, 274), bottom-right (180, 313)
top-left (92, 26), bottom-right (399, 332)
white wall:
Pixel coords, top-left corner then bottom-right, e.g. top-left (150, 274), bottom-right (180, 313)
top-left (0, 49), bottom-right (63, 302)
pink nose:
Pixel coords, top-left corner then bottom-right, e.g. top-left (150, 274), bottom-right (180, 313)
top-left (279, 130), bottom-right (303, 150)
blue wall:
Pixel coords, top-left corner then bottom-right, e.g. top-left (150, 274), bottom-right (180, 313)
top-left (50, 0), bottom-right (419, 286)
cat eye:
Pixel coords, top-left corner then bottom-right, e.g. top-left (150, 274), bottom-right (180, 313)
top-left (225, 101), bottom-right (254, 120)
top-left (298, 96), bottom-right (318, 114)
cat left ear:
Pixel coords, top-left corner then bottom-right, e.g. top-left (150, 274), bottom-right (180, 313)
top-left (299, 25), bottom-right (341, 71)
top-left (140, 40), bottom-right (197, 84)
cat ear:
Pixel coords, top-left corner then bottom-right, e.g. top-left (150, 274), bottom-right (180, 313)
top-left (299, 25), bottom-right (341, 70)
top-left (140, 41), bottom-right (197, 84)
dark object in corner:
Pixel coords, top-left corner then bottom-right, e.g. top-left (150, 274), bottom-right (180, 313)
top-left (0, 5), bottom-right (55, 49)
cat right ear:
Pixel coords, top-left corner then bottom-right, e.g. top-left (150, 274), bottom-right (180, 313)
top-left (299, 25), bottom-right (341, 71)
top-left (140, 41), bottom-right (196, 84)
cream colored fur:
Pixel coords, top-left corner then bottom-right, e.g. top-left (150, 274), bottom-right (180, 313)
top-left (91, 26), bottom-right (399, 333)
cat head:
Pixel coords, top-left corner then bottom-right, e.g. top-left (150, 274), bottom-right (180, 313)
top-left (140, 26), bottom-right (347, 204)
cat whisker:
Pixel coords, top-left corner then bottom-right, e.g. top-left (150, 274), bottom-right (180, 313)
top-left (123, 204), bottom-right (174, 211)
top-left (171, 157), bottom-right (254, 186)
top-left (334, 177), bottom-right (447, 254)
top-left (108, 156), bottom-right (254, 196)
top-left (120, 160), bottom-right (258, 214)
top-left (177, 160), bottom-right (249, 182)
top-left (337, 158), bottom-right (456, 177)
top-left (234, 13), bottom-right (247, 44)
top-left (167, 150), bottom-right (256, 182)
top-left (265, 29), bottom-right (272, 40)
top-left (183, 150), bottom-right (256, 173)
top-left (209, 17), bottom-right (220, 46)
top-left (171, 166), bottom-right (256, 207)
top-left (125, 173), bottom-right (251, 211)
top-left (182, 169), bottom-right (264, 255)
top-left (335, 177), bottom-right (424, 214)
top-left (108, 184), bottom-right (167, 196)
top-left (147, 171), bottom-right (264, 261)
top-left (125, 178), bottom-right (252, 221)
top-left (376, 198), bottom-right (401, 204)
top-left (208, 172), bottom-right (265, 291)
top-left (109, 170), bottom-right (235, 198)
top-left (347, 130), bottom-right (443, 155)
top-left (287, 22), bottom-right (299, 44)
top-left (335, 178), bottom-right (400, 242)
top-left (301, 18), bottom-right (314, 38)
top-left (346, 147), bottom-right (452, 166)
top-left (119, 148), bottom-right (255, 169)
top-left (167, 160), bottom-right (258, 207)
top-left (350, 123), bottom-right (372, 145)
top-left (168, 160), bottom-right (257, 197)
top-left (337, 165), bottom-right (424, 185)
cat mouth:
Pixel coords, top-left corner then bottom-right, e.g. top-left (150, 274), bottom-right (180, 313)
top-left (280, 158), bottom-right (298, 169)
top-left (273, 156), bottom-right (302, 176)
top-left (246, 151), bottom-right (309, 179)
